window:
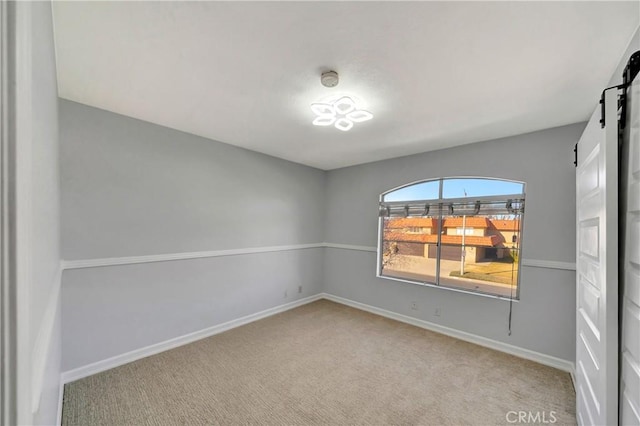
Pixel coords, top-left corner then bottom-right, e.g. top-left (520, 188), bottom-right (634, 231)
top-left (408, 227), bottom-right (427, 234)
top-left (455, 227), bottom-right (475, 235)
top-left (378, 177), bottom-right (525, 299)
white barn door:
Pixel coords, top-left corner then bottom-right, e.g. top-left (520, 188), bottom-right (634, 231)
top-left (620, 73), bottom-right (640, 426)
top-left (576, 88), bottom-right (619, 426)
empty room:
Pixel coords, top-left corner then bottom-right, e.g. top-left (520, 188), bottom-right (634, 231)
top-left (2, 1), bottom-right (640, 425)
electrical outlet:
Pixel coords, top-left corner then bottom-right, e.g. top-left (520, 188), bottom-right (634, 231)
top-left (411, 302), bottom-right (418, 310)
top-left (434, 307), bottom-right (441, 317)
top-left (298, 285), bottom-right (302, 294)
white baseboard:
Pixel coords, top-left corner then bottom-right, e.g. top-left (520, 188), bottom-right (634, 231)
top-left (61, 291), bottom-right (575, 385)
top-left (60, 294), bottom-right (323, 385)
top-left (57, 291), bottom-right (576, 425)
top-left (322, 293), bottom-right (576, 374)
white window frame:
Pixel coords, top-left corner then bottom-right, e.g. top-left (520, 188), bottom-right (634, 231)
top-left (376, 177), bottom-right (526, 300)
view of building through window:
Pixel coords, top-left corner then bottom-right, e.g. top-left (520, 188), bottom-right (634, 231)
top-left (378, 178), bottom-right (524, 298)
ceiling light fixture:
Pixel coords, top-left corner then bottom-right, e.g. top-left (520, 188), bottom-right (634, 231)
top-left (311, 70), bottom-right (373, 132)
top-left (311, 97), bottom-right (373, 131)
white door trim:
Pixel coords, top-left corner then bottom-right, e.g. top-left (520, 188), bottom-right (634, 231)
top-left (619, 68), bottom-right (640, 426)
top-left (0, 1), bottom-right (15, 424)
top-left (575, 88), bottom-right (619, 426)
top-left (12, 2), bottom-right (33, 424)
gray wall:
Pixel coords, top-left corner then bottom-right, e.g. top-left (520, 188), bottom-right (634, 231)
top-left (62, 250), bottom-right (323, 370)
top-left (30, 2), bottom-right (62, 424)
top-left (60, 101), bottom-right (326, 370)
top-left (60, 101), bottom-right (325, 260)
top-left (61, 27), bottom-right (639, 373)
top-left (607, 27), bottom-right (639, 88)
top-left (323, 123), bottom-right (585, 362)
top-left (60, 100), bottom-right (582, 371)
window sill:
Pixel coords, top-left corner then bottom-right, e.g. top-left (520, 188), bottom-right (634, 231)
top-left (376, 273), bottom-right (520, 302)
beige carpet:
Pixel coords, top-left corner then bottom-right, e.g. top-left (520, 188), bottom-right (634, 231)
top-left (62, 300), bottom-right (576, 425)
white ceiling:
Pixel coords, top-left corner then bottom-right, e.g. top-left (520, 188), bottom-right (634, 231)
top-left (52, 1), bottom-right (639, 170)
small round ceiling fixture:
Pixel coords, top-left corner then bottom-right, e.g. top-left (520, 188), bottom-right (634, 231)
top-left (320, 71), bottom-right (339, 88)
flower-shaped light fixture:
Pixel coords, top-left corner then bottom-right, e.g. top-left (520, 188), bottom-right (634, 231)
top-left (311, 96), bottom-right (373, 131)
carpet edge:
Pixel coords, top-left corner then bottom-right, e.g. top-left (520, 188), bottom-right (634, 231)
top-left (60, 293), bottom-right (324, 385)
top-left (323, 293), bottom-right (576, 374)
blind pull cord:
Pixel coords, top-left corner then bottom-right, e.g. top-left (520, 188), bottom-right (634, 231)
top-left (508, 214), bottom-right (520, 336)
